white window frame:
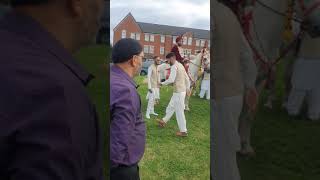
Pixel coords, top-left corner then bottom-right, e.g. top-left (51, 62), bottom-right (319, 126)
top-left (145, 33), bottom-right (150, 42)
top-left (149, 45), bottom-right (154, 54)
top-left (200, 39), bottom-right (206, 47)
top-left (121, 30), bottom-right (126, 39)
top-left (150, 34), bottom-right (155, 42)
top-left (161, 35), bottom-right (165, 43)
top-left (136, 33), bottom-right (141, 40)
top-left (183, 36), bottom-right (187, 45)
top-left (188, 37), bottom-right (192, 46)
top-left (160, 46), bottom-right (164, 55)
top-left (130, 33), bottom-right (135, 39)
top-left (144, 45), bottom-right (149, 53)
top-left (196, 39), bottom-right (200, 47)
top-left (172, 36), bottom-right (178, 44)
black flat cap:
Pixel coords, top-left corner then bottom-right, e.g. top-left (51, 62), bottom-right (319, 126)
top-left (112, 38), bottom-right (142, 63)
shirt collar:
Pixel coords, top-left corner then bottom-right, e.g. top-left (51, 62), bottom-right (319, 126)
top-left (0, 11), bottom-right (94, 86)
top-left (111, 65), bottom-right (139, 89)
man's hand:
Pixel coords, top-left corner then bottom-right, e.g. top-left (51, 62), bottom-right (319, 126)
top-left (148, 89), bottom-right (153, 93)
top-left (183, 58), bottom-right (190, 63)
top-left (245, 87), bottom-right (258, 112)
top-left (186, 90), bottom-right (192, 96)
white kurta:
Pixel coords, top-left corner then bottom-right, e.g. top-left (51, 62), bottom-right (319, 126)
top-left (146, 65), bottom-right (160, 115)
top-left (161, 63), bottom-right (190, 132)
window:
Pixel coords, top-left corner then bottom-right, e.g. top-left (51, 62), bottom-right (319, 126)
top-left (188, 37), bottom-right (192, 46)
top-left (183, 36), bottom-right (187, 45)
top-left (149, 46), bottom-right (154, 54)
top-left (121, 30), bottom-right (126, 39)
top-left (200, 40), bottom-right (206, 47)
top-left (130, 33), bottom-right (141, 40)
top-left (144, 45), bottom-right (149, 53)
top-left (145, 33), bottom-right (150, 42)
top-left (136, 33), bottom-right (141, 40)
top-left (183, 49), bottom-right (191, 57)
top-left (161, 35), bottom-right (165, 43)
top-left (160, 47), bottom-right (164, 55)
top-left (130, 33), bottom-right (135, 39)
top-left (172, 36), bottom-right (178, 44)
top-left (196, 39), bottom-right (200, 47)
top-left (150, 34), bottom-right (154, 42)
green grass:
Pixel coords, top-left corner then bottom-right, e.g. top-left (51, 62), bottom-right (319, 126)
top-left (238, 60), bottom-right (320, 180)
top-left (75, 45), bottom-right (109, 178)
top-left (135, 76), bottom-right (210, 180)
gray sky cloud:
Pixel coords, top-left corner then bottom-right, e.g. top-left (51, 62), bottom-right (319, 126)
top-left (110, 0), bottom-right (210, 43)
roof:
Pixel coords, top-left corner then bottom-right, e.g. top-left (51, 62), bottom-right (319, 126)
top-left (137, 22), bottom-right (210, 40)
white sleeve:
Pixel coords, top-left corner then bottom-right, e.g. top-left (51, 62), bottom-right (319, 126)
top-left (185, 70), bottom-right (191, 90)
top-left (161, 65), bottom-right (177, 85)
top-left (157, 66), bottom-right (161, 84)
top-left (147, 66), bottom-right (152, 89)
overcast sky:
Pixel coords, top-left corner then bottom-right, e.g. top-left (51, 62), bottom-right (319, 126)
top-left (110, 0), bottom-right (210, 43)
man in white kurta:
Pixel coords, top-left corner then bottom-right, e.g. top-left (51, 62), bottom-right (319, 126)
top-left (158, 52), bottom-right (190, 137)
top-left (146, 56), bottom-right (161, 119)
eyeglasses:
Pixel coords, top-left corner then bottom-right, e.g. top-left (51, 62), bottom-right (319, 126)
top-left (134, 55), bottom-right (144, 59)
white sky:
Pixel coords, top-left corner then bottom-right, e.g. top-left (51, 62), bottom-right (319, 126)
top-left (110, 0), bottom-right (210, 43)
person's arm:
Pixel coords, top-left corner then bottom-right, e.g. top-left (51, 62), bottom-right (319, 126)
top-left (157, 66), bottom-right (161, 86)
top-left (240, 32), bottom-right (257, 89)
top-left (110, 87), bottom-right (137, 166)
top-left (161, 65), bottom-right (177, 85)
top-left (240, 32), bottom-right (258, 111)
top-left (147, 66), bottom-right (152, 92)
top-left (184, 69), bottom-right (191, 91)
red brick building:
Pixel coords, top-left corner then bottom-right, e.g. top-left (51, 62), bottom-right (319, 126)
top-left (113, 13), bottom-right (210, 59)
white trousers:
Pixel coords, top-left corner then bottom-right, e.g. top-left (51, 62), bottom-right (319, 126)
top-left (146, 88), bottom-right (160, 100)
top-left (287, 88), bottom-right (320, 120)
top-left (154, 88), bottom-right (160, 100)
top-left (200, 80), bottom-right (210, 99)
top-left (146, 88), bottom-right (158, 115)
top-left (287, 58), bottom-right (320, 120)
top-left (163, 92), bottom-right (187, 132)
top-left (211, 96), bottom-right (243, 180)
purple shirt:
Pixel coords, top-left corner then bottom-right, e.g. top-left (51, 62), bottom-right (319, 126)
top-left (0, 11), bottom-right (103, 179)
top-left (110, 65), bottom-right (146, 168)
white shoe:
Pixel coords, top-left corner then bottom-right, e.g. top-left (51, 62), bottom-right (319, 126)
top-left (146, 114), bottom-right (150, 119)
top-left (151, 112), bottom-right (158, 116)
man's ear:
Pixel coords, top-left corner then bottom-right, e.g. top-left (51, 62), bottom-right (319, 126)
top-left (129, 58), bottom-right (135, 67)
top-left (66, 0), bottom-right (83, 18)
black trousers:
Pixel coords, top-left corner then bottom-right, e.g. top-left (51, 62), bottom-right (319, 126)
top-left (110, 164), bottom-right (140, 180)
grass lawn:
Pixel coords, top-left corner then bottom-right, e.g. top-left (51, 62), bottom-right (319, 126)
top-left (135, 76), bottom-right (210, 180)
top-left (75, 45), bottom-right (109, 178)
top-left (239, 61), bottom-right (320, 180)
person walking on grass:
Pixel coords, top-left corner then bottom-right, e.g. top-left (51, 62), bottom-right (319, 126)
top-left (146, 56), bottom-right (161, 119)
top-left (157, 52), bottom-right (190, 137)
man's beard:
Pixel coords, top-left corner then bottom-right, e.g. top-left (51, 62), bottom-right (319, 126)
top-left (136, 65), bottom-right (142, 76)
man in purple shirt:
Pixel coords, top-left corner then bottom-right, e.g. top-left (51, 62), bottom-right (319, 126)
top-left (0, 0), bottom-right (105, 179)
top-left (110, 38), bottom-right (146, 180)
